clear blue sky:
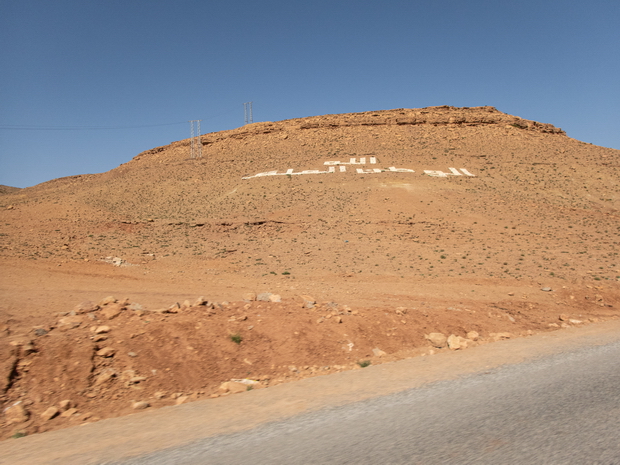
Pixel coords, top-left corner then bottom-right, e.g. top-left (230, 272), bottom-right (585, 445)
top-left (1, 0), bottom-right (618, 188)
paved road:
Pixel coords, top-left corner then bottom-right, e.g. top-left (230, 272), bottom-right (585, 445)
top-left (118, 340), bottom-right (620, 465)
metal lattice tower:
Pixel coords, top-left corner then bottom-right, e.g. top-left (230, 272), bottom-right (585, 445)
top-left (189, 120), bottom-right (202, 159)
top-left (243, 102), bottom-right (253, 125)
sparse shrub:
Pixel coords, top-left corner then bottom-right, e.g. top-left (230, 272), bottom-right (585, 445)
top-left (230, 333), bottom-right (243, 344)
top-left (357, 360), bottom-right (371, 368)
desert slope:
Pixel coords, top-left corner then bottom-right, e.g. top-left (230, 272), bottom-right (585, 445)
top-left (1, 105), bottom-right (618, 282)
top-left (0, 105), bottom-right (619, 439)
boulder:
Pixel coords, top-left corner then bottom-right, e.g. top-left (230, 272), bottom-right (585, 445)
top-left (426, 332), bottom-right (447, 348)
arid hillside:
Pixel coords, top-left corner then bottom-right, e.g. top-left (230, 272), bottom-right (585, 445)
top-left (1, 105), bottom-right (619, 439)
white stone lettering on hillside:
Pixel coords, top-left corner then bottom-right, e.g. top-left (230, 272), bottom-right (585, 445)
top-left (423, 168), bottom-right (475, 178)
top-left (324, 157), bottom-right (377, 166)
top-left (241, 156), bottom-right (476, 180)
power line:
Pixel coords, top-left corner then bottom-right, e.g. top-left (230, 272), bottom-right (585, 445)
top-left (0, 121), bottom-right (188, 131)
top-left (0, 108), bottom-right (240, 131)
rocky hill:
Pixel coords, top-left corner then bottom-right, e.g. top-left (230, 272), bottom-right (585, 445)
top-left (0, 105), bottom-right (619, 439)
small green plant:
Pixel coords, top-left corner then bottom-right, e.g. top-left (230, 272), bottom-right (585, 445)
top-left (230, 333), bottom-right (243, 344)
top-left (357, 360), bottom-right (371, 368)
top-left (282, 271), bottom-right (290, 275)
top-left (246, 385), bottom-right (253, 391)
top-left (11, 431), bottom-right (27, 439)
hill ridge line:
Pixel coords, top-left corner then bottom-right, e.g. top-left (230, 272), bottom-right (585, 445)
top-left (136, 105), bottom-right (565, 160)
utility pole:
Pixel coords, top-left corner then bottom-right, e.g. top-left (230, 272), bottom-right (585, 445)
top-left (243, 102), bottom-right (253, 125)
top-left (189, 120), bottom-right (202, 159)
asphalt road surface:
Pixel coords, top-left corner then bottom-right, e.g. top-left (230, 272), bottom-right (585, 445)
top-left (118, 340), bottom-right (620, 465)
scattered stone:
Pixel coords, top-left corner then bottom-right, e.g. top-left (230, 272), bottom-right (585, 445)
top-left (104, 256), bottom-right (125, 267)
top-left (58, 400), bottom-right (72, 411)
top-left (151, 308), bottom-right (170, 314)
top-left (447, 334), bottom-right (468, 350)
top-left (92, 334), bottom-right (108, 342)
top-left (257, 293), bottom-right (272, 302)
top-left (466, 331), bottom-right (480, 341)
top-left (74, 301), bottom-right (99, 314)
top-left (426, 332), bottom-right (447, 348)
top-left (269, 294), bottom-right (282, 303)
top-left (175, 396), bottom-right (189, 405)
top-left (541, 287), bottom-right (552, 292)
top-left (40, 406), bottom-right (59, 421)
top-left (96, 347), bottom-right (116, 358)
top-left (128, 351), bottom-right (137, 357)
top-left (4, 402), bottom-right (29, 424)
top-left (20, 342), bottom-right (36, 356)
top-left (94, 368), bottom-right (117, 386)
top-left (60, 408), bottom-right (78, 418)
top-left (100, 303), bottom-right (124, 320)
top-left (129, 376), bottom-right (147, 384)
top-left (372, 348), bottom-right (386, 357)
top-left (128, 303), bottom-right (143, 311)
top-left (569, 319), bottom-right (583, 324)
top-left (167, 302), bottom-right (181, 313)
top-left (243, 292), bottom-right (257, 302)
top-left (153, 391), bottom-right (167, 399)
top-left (219, 381), bottom-right (247, 394)
top-left (299, 295), bottom-right (316, 308)
top-left (489, 332), bottom-right (513, 341)
top-left (335, 316), bottom-right (343, 323)
top-left (33, 327), bottom-right (48, 337)
top-left (94, 325), bottom-right (111, 334)
top-left (132, 401), bottom-right (149, 410)
top-left (120, 370), bottom-right (136, 382)
top-left (231, 378), bottom-right (260, 386)
top-left (395, 307), bottom-right (408, 315)
top-left (57, 315), bottom-right (84, 331)
top-left (98, 296), bottom-right (117, 307)
top-left (559, 314), bottom-right (569, 321)
top-left (193, 296), bottom-right (208, 306)
top-left (182, 300), bottom-right (192, 309)
top-left (507, 292), bottom-right (515, 296)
